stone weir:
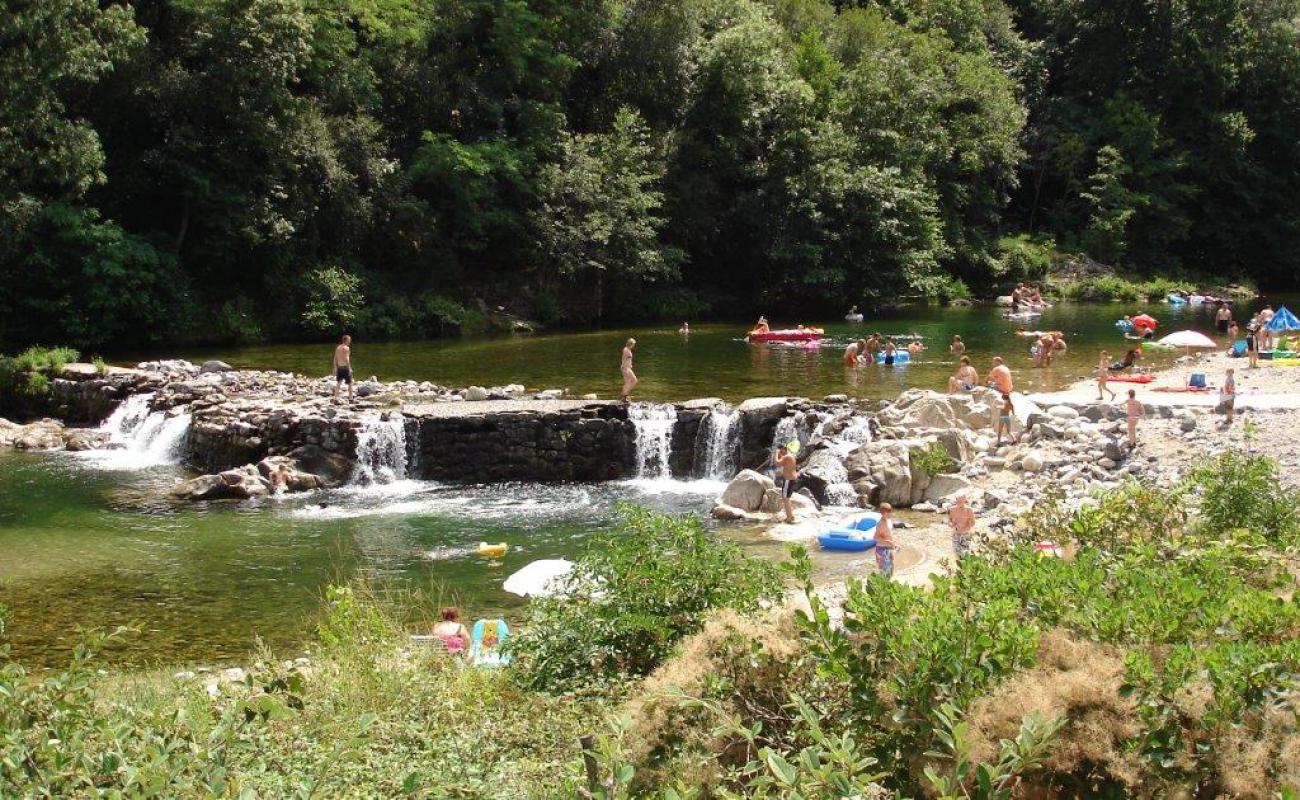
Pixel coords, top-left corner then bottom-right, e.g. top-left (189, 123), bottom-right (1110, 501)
top-left (0, 361), bottom-right (863, 496)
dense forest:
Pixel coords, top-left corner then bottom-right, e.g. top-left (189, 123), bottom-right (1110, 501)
top-left (2, 0), bottom-right (1299, 349)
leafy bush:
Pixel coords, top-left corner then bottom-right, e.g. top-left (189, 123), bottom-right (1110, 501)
top-left (995, 235), bottom-right (1055, 282)
top-left (213, 296), bottom-right (263, 344)
top-left (299, 266), bottom-right (363, 335)
top-left (0, 345), bottom-right (80, 398)
top-left (913, 441), bottom-right (957, 477)
top-left (511, 505), bottom-right (784, 692)
top-left (1185, 451), bottom-right (1300, 547)
top-left (91, 356), bottom-right (108, 374)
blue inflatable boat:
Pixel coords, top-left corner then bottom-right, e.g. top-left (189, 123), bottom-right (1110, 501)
top-left (874, 351), bottom-right (911, 365)
top-left (816, 513), bottom-right (881, 552)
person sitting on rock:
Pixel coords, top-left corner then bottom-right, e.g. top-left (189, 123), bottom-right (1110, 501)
top-left (948, 356), bottom-right (979, 393)
top-left (270, 463), bottom-right (292, 494)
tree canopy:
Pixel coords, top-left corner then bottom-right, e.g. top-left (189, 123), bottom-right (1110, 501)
top-left (2, 0), bottom-right (1297, 348)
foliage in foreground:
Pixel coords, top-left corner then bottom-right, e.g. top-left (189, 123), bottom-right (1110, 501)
top-left (590, 453), bottom-right (1300, 797)
top-left (511, 504), bottom-right (784, 693)
top-left (0, 586), bottom-right (593, 798)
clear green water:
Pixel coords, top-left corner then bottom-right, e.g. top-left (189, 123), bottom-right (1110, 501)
top-left (4, 301), bottom-right (1248, 668)
top-left (139, 301), bottom-right (1224, 401)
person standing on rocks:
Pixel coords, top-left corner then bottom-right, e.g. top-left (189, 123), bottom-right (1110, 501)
top-left (620, 338), bottom-right (638, 403)
top-left (1125, 389), bottom-right (1144, 447)
top-left (1219, 368), bottom-right (1237, 425)
top-left (948, 495), bottom-right (975, 558)
top-left (774, 443), bottom-right (799, 524)
top-left (332, 334), bottom-right (354, 403)
top-left (994, 393), bottom-right (1014, 446)
top-left (1096, 351), bottom-right (1117, 401)
top-left (875, 503), bottom-right (896, 579)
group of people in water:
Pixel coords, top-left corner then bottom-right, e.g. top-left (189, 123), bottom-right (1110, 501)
top-left (843, 334), bottom-right (926, 365)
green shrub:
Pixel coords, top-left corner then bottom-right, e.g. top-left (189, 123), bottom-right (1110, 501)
top-left (995, 234), bottom-right (1055, 282)
top-left (0, 346), bottom-right (80, 398)
top-left (511, 505), bottom-right (784, 692)
top-left (913, 442), bottom-right (957, 477)
top-left (299, 266), bottom-right (364, 335)
top-left (1185, 451), bottom-right (1299, 548)
top-left (91, 356), bottom-right (108, 374)
top-left (213, 296), bottom-right (263, 344)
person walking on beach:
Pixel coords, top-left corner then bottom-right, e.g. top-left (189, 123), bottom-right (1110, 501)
top-left (620, 338), bottom-right (638, 402)
top-left (875, 503), bottom-right (896, 579)
top-left (994, 393), bottom-right (1014, 446)
top-left (948, 495), bottom-right (975, 558)
top-left (1096, 351), bottom-right (1117, 401)
top-left (332, 334), bottom-right (353, 403)
top-left (988, 356), bottom-right (1013, 394)
top-left (1124, 389), bottom-right (1144, 447)
top-left (1246, 325), bottom-right (1259, 368)
top-left (774, 443), bottom-right (798, 524)
top-left (1219, 368), bottom-right (1237, 425)
top-left (1216, 304), bottom-right (1232, 334)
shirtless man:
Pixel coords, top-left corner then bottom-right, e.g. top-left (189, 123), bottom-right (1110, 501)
top-left (949, 335), bottom-right (965, 356)
top-left (875, 503), bottom-right (896, 579)
top-left (332, 334), bottom-right (353, 403)
top-left (844, 339), bottom-right (865, 365)
top-left (988, 356), bottom-right (1013, 394)
top-left (1035, 333), bottom-right (1054, 367)
top-left (620, 338), bottom-right (638, 402)
top-left (948, 495), bottom-right (976, 558)
top-left (774, 443), bottom-right (798, 524)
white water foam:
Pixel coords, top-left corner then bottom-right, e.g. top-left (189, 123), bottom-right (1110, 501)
top-left (350, 415), bottom-right (408, 485)
top-left (629, 403), bottom-right (677, 480)
top-left (81, 393), bottom-right (191, 470)
top-left (695, 405), bottom-right (741, 480)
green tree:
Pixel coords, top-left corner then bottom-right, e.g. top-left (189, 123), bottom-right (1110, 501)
top-left (534, 108), bottom-right (680, 321)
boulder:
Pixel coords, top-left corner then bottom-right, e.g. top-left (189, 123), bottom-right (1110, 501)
top-left (256, 456), bottom-right (325, 492)
top-left (200, 360), bottom-right (234, 374)
top-left (12, 419), bottom-right (66, 450)
top-left (1102, 439), bottom-right (1125, 461)
top-left (172, 465), bottom-right (271, 501)
top-left (171, 474), bottom-right (230, 501)
top-left (680, 397), bottom-right (725, 411)
top-left (284, 444), bottom-right (353, 486)
top-left (737, 397), bottom-right (788, 416)
top-left (62, 428), bottom-right (110, 452)
top-left (535, 389), bottom-right (565, 400)
top-left (798, 448), bottom-right (850, 506)
top-left (845, 440), bottom-right (920, 507)
top-left (718, 469), bottom-right (775, 512)
top-left (1048, 405), bottom-right (1080, 420)
top-left (581, 393), bottom-right (599, 401)
top-left (465, 386), bottom-right (489, 402)
top-left (356, 382), bottom-right (381, 398)
top-left (823, 394), bottom-right (849, 404)
top-left (1179, 415), bottom-right (1197, 432)
top-left (1022, 452), bottom-right (1045, 473)
top-left (924, 474), bottom-right (975, 503)
top-left (0, 418), bottom-right (21, 447)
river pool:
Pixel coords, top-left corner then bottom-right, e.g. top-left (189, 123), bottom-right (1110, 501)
top-left (2, 300), bottom-right (1250, 668)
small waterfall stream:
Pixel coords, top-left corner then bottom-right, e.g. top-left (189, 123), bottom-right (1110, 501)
top-left (88, 393), bottom-right (191, 469)
top-left (629, 403), bottom-right (677, 479)
top-left (351, 415), bottom-right (409, 485)
top-left (695, 405), bottom-right (741, 479)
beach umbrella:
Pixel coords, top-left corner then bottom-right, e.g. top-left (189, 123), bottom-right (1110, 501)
top-left (503, 559), bottom-right (574, 598)
top-left (1158, 330), bottom-right (1218, 356)
top-left (1265, 305), bottom-right (1300, 331)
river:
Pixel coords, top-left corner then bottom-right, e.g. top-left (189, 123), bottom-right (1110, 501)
top-left (0, 300), bottom-right (1249, 667)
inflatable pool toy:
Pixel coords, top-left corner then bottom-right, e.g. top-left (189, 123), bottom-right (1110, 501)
top-left (1107, 374), bottom-right (1157, 384)
top-left (1115, 319), bottom-right (1134, 332)
top-left (817, 514), bottom-right (880, 551)
top-left (1005, 311), bottom-right (1042, 321)
top-left (1035, 541), bottom-right (1064, 558)
top-left (477, 542), bottom-right (508, 559)
top-left (875, 351), bottom-right (911, 365)
top-left (1167, 293), bottom-right (1188, 305)
top-left (1271, 359), bottom-right (1300, 366)
top-left (469, 619), bottom-right (511, 667)
top-left (748, 329), bottom-right (824, 342)
top-left (845, 313), bottom-right (864, 323)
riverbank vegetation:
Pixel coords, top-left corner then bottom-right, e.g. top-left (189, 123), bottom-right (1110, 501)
top-left (4, 0), bottom-right (1299, 350)
top-left (4, 457), bottom-right (1299, 797)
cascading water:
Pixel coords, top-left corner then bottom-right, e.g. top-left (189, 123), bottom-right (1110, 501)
top-left (826, 415), bottom-right (873, 458)
top-left (695, 405), bottom-right (741, 479)
top-left (351, 415), bottom-right (409, 485)
top-left (87, 393), bottom-right (191, 469)
top-left (770, 411), bottom-right (807, 453)
top-left (629, 403), bottom-right (678, 480)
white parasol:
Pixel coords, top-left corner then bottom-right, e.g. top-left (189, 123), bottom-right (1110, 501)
top-left (503, 559), bottom-right (575, 598)
top-left (1157, 330), bottom-right (1219, 356)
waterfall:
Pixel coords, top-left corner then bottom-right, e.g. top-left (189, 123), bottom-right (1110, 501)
top-left (629, 403), bottom-right (677, 480)
top-left (87, 393), bottom-right (191, 469)
top-left (827, 415), bottom-right (873, 458)
top-left (695, 405), bottom-right (741, 479)
top-left (770, 411), bottom-right (807, 453)
top-left (351, 415), bottom-right (409, 485)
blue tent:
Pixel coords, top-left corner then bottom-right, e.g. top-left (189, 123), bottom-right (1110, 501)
top-left (1266, 306), bottom-right (1300, 331)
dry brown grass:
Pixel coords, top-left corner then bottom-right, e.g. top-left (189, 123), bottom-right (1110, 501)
top-left (965, 629), bottom-right (1149, 792)
top-left (620, 606), bottom-right (815, 791)
top-left (1211, 692), bottom-right (1300, 799)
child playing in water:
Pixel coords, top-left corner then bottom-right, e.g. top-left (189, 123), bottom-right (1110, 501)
top-left (1125, 389), bottom-right (1144, 447)
top-left (995, 393), bottom-right (1014, 446)
top-left (875, 503), bottom-right (895, 579)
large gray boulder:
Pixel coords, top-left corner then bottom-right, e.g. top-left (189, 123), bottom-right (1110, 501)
top-left (63, 428), bottom-right (110, 452)
top-left (200, 360), bottom-right (234, 374)
top-left (256, 456), bottom-right (325, 492)
top-left (718, 469), bottom-right (775, 512)
top-left (285, 444), bottom-right (354, 486)
top-left (12, 419), bottom-right (66, 450)
top-left (846, 440), bottom-right (926, 507)
top-left (798, 448), bottom-right (850, 506)
top-left (923, 474), bottom-right (975, 503)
